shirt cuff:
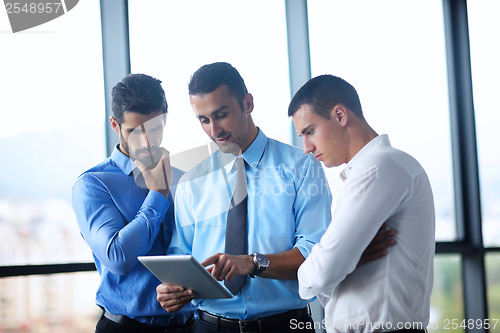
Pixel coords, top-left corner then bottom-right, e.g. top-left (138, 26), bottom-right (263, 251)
top-left (294, 240), bottom-right (314, 260)
top-left (298, 264), bottom-right (316, 300)
top-left (143, 190), bottom-right (170, 215)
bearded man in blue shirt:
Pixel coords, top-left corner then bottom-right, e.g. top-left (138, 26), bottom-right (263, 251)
top-left (72, 74), bottom-right (195, 333)
top-left (156, 63), bottom-right (395, 333)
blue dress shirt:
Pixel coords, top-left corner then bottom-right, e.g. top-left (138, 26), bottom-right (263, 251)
top-left (170, 130), bottom-right (332, 319)
top-left (72, 145), bottom-right (195, 327)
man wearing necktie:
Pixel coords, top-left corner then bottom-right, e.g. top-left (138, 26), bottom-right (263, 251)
top-left (156, 63), bottom-right (395, 333)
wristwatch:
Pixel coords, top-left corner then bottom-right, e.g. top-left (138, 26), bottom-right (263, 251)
top-left (249, 253), bottom-right (270, 278)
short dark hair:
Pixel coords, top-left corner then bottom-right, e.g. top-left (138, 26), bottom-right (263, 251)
top-left (188, 62), bottom-right (248, 108)
top-left (288, 75), bottom-right (363, 120)
top-left (111, 74), bottom-right (167, 124)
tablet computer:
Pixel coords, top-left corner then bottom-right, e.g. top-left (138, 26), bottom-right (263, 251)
top-left (138, 255), bottom-right (233, 299)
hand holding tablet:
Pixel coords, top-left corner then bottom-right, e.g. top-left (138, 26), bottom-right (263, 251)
top-left (138, 255), bottom-right (233, 299)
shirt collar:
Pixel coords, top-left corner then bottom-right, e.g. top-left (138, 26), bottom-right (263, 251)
top-left (220, 128), bottom-right (268, 173)
top-left (241, 128), bottom-right (267, 169)
top-left (110, 144), bottom-right (136, 176)
top-left (340, 134), bottom-right (391, 181)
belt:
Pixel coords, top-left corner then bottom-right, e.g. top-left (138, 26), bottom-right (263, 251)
top-left (102, 309), bottom-right (193, 333)
top-left (199, 307), bottom-right (310, 332)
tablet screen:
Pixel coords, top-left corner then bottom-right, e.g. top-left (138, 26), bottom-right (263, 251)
top-left (138, 255), bottom-right (233, 299)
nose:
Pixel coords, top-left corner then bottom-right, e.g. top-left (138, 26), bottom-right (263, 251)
top-left (303, 137), bottom-right (315, 155)
top-left (209, 121), bottom-right (222, 138)
top-left (140, 127), bottom-right (152, 148)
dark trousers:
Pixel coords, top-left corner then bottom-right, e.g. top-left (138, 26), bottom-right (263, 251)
top-left (95, 312), bottom-right (194, 333)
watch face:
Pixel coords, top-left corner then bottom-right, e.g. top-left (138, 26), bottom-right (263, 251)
top-left (255, 253), bottom-right (269, 267)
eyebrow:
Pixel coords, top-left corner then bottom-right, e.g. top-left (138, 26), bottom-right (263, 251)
top-left (125, 123), bottom-right (163, 133)
top-left (197, 106), bottom-right (228, 120)
top-left (300, 125), bottom-right (313, 136)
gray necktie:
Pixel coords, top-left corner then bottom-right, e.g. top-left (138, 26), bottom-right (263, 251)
top-left (224, 157), bottom-right (248, 295)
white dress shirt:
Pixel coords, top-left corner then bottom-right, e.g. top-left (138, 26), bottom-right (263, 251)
top-left (298, 135), bottom-right (435, 332)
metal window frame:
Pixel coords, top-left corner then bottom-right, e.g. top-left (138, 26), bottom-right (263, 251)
top-left (285, 0), bottom-right (310, 148)
top-left (100, 0), bottom-right (130, 156)
top-left (0, 3), bottom-right (494, 333)
top-left (443, 0), bottom-right (488, 330)
top-left (0, 263), bottom-right (96, 278)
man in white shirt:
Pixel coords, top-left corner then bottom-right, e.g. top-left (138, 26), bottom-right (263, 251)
top-left (289, 75), bottom-right (435, 333)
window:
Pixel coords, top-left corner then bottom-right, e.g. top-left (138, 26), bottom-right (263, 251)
top-left (307, 0), bottom-right (455, 242)
top-left (128, 0), bottom-right (292, 160)
top-left (429, 255), bottom-right (464, 333)
top-left (486, 253), bottom-right (500, 330)
top-left (0, 1), bottom-right (104, 330)
top-left (0, 272), bottom-right (100, 332)
top-left (0, 0), bottom-right (104, 266)
top-left (467, 0), bottom-right (500, 248)
top-left (2, 2), bottom-right (496, 332)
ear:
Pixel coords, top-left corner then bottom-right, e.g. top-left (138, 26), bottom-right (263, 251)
top-left (331, 105), bottom-right (349, 127)
top-left (243, 93), bottom-right (254, 114)
top-left (110, 116), bottom-right (121, 135)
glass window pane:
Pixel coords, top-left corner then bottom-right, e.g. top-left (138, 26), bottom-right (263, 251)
top-left (486, 253), bottom-right (500, 332)
top-left (128, 0), bottom-right (292, 160)
top-left (429, 255), bottom-right (464, 333)
top-left (467, 0), bottom-right (500, 247)
top-left (0, 272), bottom-right (100, 332)
top-left (0, 1), bottom-right (104, 265)
top-left (307, 0), bottom-right (455, 241)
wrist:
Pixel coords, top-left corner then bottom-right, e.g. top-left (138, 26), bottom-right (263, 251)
top-left (249, 253), bottom-right (270, 278)
top-left (153, 188), bottom-right (170, 199)
top-left (246, 255), bottom-right (254, 273)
